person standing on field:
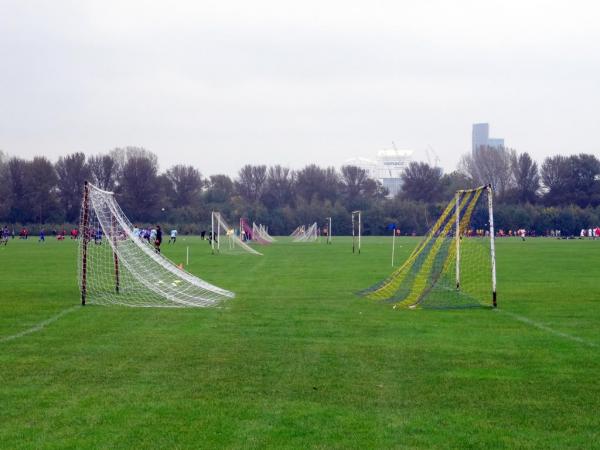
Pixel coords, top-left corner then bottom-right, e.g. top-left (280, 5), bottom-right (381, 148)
top-left (39, 228), bottom-right (45, 243)
top-left (169, 229), bottom-right (177, 244)
top-left (154, 225), bottom-right (163, 254)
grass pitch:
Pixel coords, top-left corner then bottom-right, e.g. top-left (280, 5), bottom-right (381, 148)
top-left (1, 236), bottom-right (599, 448)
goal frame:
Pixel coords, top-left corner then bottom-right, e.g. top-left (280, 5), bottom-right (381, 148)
top-left (455, 184), bottom-right (497, 307)
top-left (351, 210), bottom-right (361, 254)
top-left (325, 216), bottom-right (332, 244)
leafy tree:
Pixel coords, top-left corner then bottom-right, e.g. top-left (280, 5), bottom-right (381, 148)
top-left (541, 154), bottom-right (600, 207)
top-left (205, 174), bottom-right (234, 204)
top-left (235, 165), bottom-right (267, 203)
top-left (440, 170), bottom-right (473, 201)
top-left (295, 165), bottom-right (339, 203)
top-left (262, 165), bottom-right (295, 209)
top-left (460, 146), bottom-right (515, 197)
top-left (88, 154), bottom-right (120, 191)
top-left (28, 157), bottom-right (60, 223)
top-left (0, 151), bottom-right (11, 219)
top-left (55, 152), bottom-right (90, 222)
top-left (400, 162), bottom-right (443, 202)
top-left (508, 152), bottom-right (540, 203)
top-left (165, 165), bottom-right (203, 208)
top-left (118, 154), bottom-right (160, 221)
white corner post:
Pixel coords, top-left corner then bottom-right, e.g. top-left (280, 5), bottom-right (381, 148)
top-left (329, 216), bottom-right (332, 244)
top-left (487, 184), bottom-right (497, 307)
top-left (455, 192), bottom-right (461, 290)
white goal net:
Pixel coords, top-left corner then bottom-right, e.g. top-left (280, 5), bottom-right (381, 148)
top-left (292, 222), bottom-right (318, 242)
top-left (211, 212), bottom-right (262, 255)
top-left (253, 222), bottom-right (275, 243)
top-left (79, 182), bottom-right (234, 307)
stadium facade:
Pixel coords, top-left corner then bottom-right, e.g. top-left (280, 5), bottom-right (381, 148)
top-left (345, 148), bottom-right (413, 197)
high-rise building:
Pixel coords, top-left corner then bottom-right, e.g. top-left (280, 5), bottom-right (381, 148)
top-left (472, 123), bottom-right (489, 154)
top-left (472, 123), bottom-right (504, 154)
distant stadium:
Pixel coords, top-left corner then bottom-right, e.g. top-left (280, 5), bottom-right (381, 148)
top-left (345, 148), bottom-right (413, 197)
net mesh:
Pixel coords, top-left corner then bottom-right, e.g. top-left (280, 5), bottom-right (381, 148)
top-left (292, 222), bottom-right (318, 242)
top-left (360, 186), bottom-right (494, 309)
top-left (252, 222), bottom-right (275, 243)
top-left (78, 183), bottom-right (234, 307)
top-left (212, 212), bottom-right (262, 255)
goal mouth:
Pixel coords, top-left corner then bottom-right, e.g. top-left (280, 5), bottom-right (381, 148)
top-left (211, 213), bottom-right (262, 256)
top-left (79, 182), bottom-right (235, 307)
top-left (359, 185), bottom-right (497, 310)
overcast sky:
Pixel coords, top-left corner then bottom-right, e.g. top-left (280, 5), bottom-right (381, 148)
top-left (1, 0), bottom-right (599, 175)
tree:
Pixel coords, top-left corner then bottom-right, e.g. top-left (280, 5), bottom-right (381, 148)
top-left (400, 162), bottom-right (443, 202)
top-left (509, 152), bottom-right (540, 203)
top-left (0, 151), bottom-right (11, 219)
top-left (460, 146), bottom-right (515, 198)
top-left (165, 165), bottom-right (203, 208)
top-left (440, 171), bottom-right (473, 201)
top-left (541, 154), bottom-right (600, 207)
top-left (205, 174), bottom-right (234, 204)
top-left (88, 154), bottom-right (120, 191)
top-left (118, 154), bottom-right (160, 221)
top-left (5, 157), bottom-right (30, 222)
top-left (295, 165), bottom-right (340, 203)
top-left (262, 165), bottom-right (295, 209)
top-left (235, 165), bottom-right (267, 203)
top-left (28, 157), bottom-right (60, 223)
top-left (55, 152), bottom-right (90, 222)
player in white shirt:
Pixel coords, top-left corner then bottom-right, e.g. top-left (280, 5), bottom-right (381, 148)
top-left (169, 229), bottom-right (177, 244)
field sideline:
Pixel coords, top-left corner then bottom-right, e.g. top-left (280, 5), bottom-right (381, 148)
top-left (1, 236), bottom-right (599, 448)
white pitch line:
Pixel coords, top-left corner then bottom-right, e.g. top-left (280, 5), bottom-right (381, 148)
top-left (496, 309), bottom-right (598, 348)
top-left (0, 306), bottom-right (79, 344)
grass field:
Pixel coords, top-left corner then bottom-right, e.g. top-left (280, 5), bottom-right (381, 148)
top-left (1, 236), bottom-right (599, 449)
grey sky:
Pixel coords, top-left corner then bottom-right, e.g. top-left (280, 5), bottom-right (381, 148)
top-left (1, 0), bottom-right (599, 176)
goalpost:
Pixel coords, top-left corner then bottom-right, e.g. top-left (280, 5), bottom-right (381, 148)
top-left (79, 182), bottom-right (234, 307)
top-left (324, 217), bottom-right (332, 244)
top-left (351, 211), bottom-right (361, 254)
top-left (211, 212), bottom-right (262, 255)
top-left (360, 185), bottom-right (497, 309)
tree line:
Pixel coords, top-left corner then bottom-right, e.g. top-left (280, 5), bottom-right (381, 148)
top-left (0, 146), bottom-right (599, 236)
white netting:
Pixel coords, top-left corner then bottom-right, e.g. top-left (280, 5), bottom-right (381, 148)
top-left (292, 222), bottom-right (318, 242)
top-left (211, 212), bottom-right (262, 255)
top-left (78, 183), bottom-right (234, 307)
top-left (253, 222), bottom-right (275, 243)
top-left (290, 226), bottom-right (305, 238)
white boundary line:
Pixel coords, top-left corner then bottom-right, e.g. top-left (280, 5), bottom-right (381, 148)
top-left (496, 309), bottom-right (598, 348)
top-left (0, 306), bottom-right (79, 344)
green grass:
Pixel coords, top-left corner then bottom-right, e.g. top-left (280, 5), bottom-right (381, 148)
top-left (1, 236), bottom-right (599, 449)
